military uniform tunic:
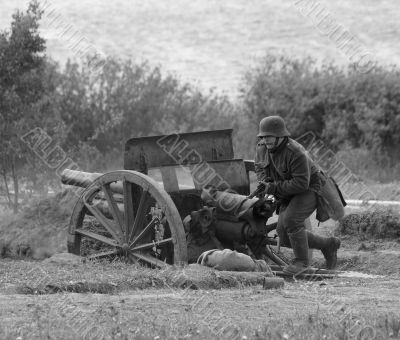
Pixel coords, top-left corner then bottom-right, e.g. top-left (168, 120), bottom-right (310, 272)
top-left (254, 137), bottom-right (321, 238)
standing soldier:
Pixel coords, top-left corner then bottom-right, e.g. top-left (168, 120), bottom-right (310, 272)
top-left (254, 116), bottom-right (341, 274)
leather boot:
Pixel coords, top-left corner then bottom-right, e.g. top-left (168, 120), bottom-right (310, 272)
top-left (307, 232), bottom-right (341, 269)
top-left (283, 229), bottom-right (310, 275)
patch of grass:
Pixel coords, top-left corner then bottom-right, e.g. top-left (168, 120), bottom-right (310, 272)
top-left (1, 258), bottom-right (399, 339)
top-left (0, 189), bottom-right (80, 260)
top-left (338, 207), bottom-right (400, 239)
top-left (335, 255), bottom-right (364, 271)
top-left (2, 298), bottom-right (397, 340)
top-left (0, 259), bottom-right (276, 295)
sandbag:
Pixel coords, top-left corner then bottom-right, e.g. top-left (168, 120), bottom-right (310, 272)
top-left (197, 249), bottom-right (271, 273)
top-left (187, 234), bottom-right (220, 264)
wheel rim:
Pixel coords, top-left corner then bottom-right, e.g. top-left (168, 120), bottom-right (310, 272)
top-left (67, 170), bottom-right (187, 266)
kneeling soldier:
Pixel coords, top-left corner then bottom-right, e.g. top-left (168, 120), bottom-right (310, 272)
top-left (254, 116), bottom-right (341, 274)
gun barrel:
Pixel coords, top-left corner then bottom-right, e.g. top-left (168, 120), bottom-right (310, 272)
top-left (61, 169), bottom-right (103, 188)
top-left (61, 169), bottom-right (124, 194)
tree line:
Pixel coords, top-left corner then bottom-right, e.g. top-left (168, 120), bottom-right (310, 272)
top-left (1, 2), bottom-right (399, 212)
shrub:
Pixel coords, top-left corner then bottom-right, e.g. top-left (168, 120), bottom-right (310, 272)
top-left (240, 54), bottom-right (400, 181)
top-left (0, 189), bottom-right (79, 258)
top-left (338, 208), bottom-right (400, 238)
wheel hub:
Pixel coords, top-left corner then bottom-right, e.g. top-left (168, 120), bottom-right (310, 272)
top-left (69, 170), bottom-right (187, 266)
top-left (121, 243), bottom-right (130, 252)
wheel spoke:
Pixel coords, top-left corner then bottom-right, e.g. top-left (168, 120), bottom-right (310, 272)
top-left (123, 179), bottom-right (135, 241)
top-left (90, 199), bottom-right (114, 220)
top-left (83, 200), bottom-right (121, 242)
top-left (87, 250), bottom-right (118, 260)
top-left (128, 188), bottom-right (150, 243)
top-left (130, 217), bottom-right (157, 247)
top-left (103, 183), bottom-right (125, 236)
top-left (127, 254), bottom-right (139, 264)
top-left (69, 170), bottom-right (187, 266)
top-left (130, 237), bottom-right (173, 252)
top-left (130, 252), bottom-right (167, 268)
top-left (75, 228), bottom-right (118, 247)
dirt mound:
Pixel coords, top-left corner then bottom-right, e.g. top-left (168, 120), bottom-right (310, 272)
top-left (0, 189), bottom-right (82, 259)
top-left (310, 232), bottom-right (400, 276)
top-left (336, 250), bottom-right (400, 276)
top-left (312, 248), bottom-right (400, 276)
top-left (42, 252), bottom-right (83, 265)
top-left (325, 207), bottom-right (400, 276)
top-left (12, 263), bottom-right (282, 295)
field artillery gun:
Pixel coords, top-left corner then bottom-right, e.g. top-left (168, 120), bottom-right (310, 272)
top-left (62, 129), bottom-right (333, 278)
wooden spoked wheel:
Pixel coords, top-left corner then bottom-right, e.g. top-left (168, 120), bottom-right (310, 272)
top-left (67, 170), bottom-right (187, 267)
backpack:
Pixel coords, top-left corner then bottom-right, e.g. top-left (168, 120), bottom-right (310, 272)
top-left (316, 172), bottom-right (347, 222)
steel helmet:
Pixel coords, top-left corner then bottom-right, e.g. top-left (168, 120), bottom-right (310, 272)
top-left (257, 116), bottom-right (290, 137)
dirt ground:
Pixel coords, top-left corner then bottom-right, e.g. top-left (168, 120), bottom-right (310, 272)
top-left (1, 238), bottom-right (400, 340)
top-left (0, 275), bottom-right (399, 339)
top-left (1, 198), bottom-right (400, 339)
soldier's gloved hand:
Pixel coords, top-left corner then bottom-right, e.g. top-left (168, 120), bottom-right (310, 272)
top-left (256, 179), bottom-right (277, 198)
top-left (248, 178), bottom-right (274, 199)
top-left (256, 181), bottom-right (270, 196)
top-left (250, 181), bottom-right (269, 199)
